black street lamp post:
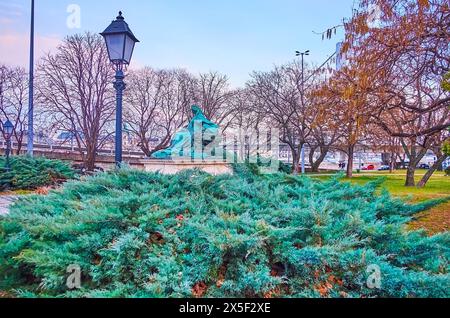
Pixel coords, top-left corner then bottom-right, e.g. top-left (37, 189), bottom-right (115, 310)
top-left (3, 120), bottom-right (14, 171)
top-left (295, 50), bottom-right (310, 175)
top-left (101, 11), bottom-right (139, 168)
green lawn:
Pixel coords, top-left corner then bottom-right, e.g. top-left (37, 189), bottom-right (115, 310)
top-left (0, 190), bottom-right (34, 197)
top-left (311, 170), bottom-right (450, 235)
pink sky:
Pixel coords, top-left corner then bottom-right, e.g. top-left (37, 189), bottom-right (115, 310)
top-left (0, 30), bottom-right (61, 69)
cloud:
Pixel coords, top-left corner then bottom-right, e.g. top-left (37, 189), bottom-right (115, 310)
top-left (0, 1), bottom-right (25, 18)
top-left (0, 17), bottom-right (14, 26)
top-left (0, 31), bottom-right (61, 68)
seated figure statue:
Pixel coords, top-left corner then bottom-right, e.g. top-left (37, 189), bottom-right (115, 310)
top-left (152, 105), bottom-right (219, 160)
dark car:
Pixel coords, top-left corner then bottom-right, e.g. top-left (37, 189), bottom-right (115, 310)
top-left (418, 164), bottom-right (430, 170)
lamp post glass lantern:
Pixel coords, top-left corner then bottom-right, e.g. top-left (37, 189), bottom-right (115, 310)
top-left (101, 11), bottom-right (139, 167)
top-left (3, 120), bottom-right (13, 137)
top-left (3, 119), bottom-right (14, 171)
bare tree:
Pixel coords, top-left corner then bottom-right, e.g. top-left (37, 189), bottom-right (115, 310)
top-left (124, 67), bottom-right (195, 157)
top-left (225, 89), bottom-right (267, 161)
top-left (0, 65), bottom-right (29, 154)
top-left (37, 33), bottom-right (115, 170)
top-left (307, 83), bottom-right (342, 172)
top-left (195, 71), bottom-right (236, 130)
top-left (248, 62), bottom-right (319, 174)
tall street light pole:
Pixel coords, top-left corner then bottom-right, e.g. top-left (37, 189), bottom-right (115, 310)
top-left (295, 50), bottom-right (310, 175)
top-left (101, 11), bottom-right (139, 168)
top-left (27, 0), bottom-right (35, 157)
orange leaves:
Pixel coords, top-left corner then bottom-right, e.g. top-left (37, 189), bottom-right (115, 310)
top-left (343, 86), bottom-right (355, 100)
top-left (311, 266), bottom-right (345, 297)
top-left (329, 275), bottom-right (344, 287)
top-left (192, 281), bottom-right (208, 298)
top-left (315, 281), bottom-right (334, 297)
top-left (341, 41), bottom-right (351, 55)
top-left (417, 0), bottom-right (430, 10)
top-left (216, 278), bottom-right (225, 289)
top-left (216, 262), bottom-right (228, 288)
top-left (263, 287), bottom-right (284, 299)
top-left (355, 14), bottom-right (370, 35)
top-left (358, 73), bottom-right (370, 91)
top-left (149, 232), bottom-right (165, 245)
top-left (313, 274), bottom-right (345, 297)
top-left (35, 187), bottom-right (50, 195)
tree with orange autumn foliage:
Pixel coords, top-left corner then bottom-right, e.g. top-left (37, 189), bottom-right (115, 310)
top-left (322, 0), bottom-right (449, 185)
top-left (318, 65), bottom-right (373, 178)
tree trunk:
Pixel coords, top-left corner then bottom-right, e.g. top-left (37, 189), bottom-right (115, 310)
top-left (405, 165), bottom-right (416, 187)
top-left (389, 152), bottom-right (396, 174)
top-left (417, 154), bottom-right (448, 188)
top-left (292, 151), bottom-right (300, 175)
top-left (403, 144), bottom-right (428, 187)
top-left (346, 145), bottom-right (355, 178)
top-left (139, 141), bottom-right (151, 157)
top-left (381, 153), bottom-right (390, 166)
top-left (15, 134), bottom-right (24, 155)
top-left (84, 143), bottom-right (97, 171)
top-left (85, 154), bottom-right (96, 171)
top-left (308, 146), bottom-right (317, 172)
top-left (311, 147), bottom-right (329, 173)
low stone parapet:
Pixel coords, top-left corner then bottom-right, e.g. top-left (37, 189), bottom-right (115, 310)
top-left (139, 159), bottom-right (233, 175)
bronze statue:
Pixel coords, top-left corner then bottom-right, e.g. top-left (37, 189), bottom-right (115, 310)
top-left (151, 105), bottom-right (219, 160)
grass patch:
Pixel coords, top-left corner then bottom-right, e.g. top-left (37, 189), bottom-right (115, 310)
top-left (0, 190), bottom-right (35, 197)
top-left (311, 171), bottom-right (450, 235)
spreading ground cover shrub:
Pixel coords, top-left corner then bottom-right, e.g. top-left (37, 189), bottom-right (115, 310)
top-left (0, 156), bottom-right (75, 191)
top-left (0, 166), bottom-right (449, 298)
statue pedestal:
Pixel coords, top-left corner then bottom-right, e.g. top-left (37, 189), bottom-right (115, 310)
top-left (139, 159), bottom-right (233, 175)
